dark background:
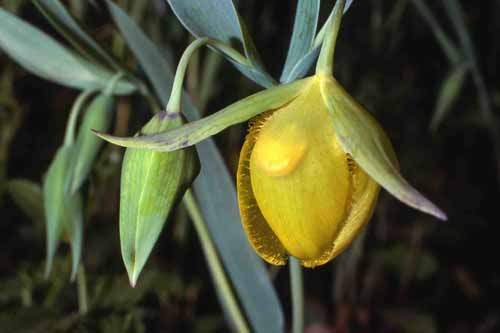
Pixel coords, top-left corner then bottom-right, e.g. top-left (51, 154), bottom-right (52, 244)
top-left (0, 0), bottom-right (499, 332)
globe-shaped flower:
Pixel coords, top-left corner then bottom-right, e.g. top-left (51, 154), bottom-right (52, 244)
top-left (237, 75), bottom-right (388, 267)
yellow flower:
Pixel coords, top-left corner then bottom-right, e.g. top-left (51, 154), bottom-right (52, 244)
top-left (237, 75), bottom-right (389, 267)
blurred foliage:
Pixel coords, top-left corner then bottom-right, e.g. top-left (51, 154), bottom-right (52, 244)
top-left (1, 0), bottom-right (499, 332)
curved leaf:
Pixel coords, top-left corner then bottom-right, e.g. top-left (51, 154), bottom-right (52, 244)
top-left (321, 76), bottom-right (447, 220)
top-left (166, 0), bottom-right (275, 87)
top-left (94, 77), bottom-right (311, 150)
top-left (0, 8), bottom-right (135, 94)
top-left (33, 0), bottom-right (119, 70)
top-left (43, 146), bottom-right (71, 277)
top-left (63, 192), bottom-right (84, 281)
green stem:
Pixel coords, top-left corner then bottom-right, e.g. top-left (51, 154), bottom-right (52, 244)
top-left (183, 190), bottom-right (249, 333)
top-left (290, 257), bottom-right (304, 333)
top-left (166, 37), bottom-right (249, 115)
top-left (63, 90), bottom-right (97, 147)
top-left (316, 0), bottom-right (346, 75)
top-left (77, 264), bottom-right (88, 315)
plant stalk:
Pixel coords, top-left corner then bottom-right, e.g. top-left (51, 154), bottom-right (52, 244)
top-left (77, 264), bottom-right (88, 315)
top-left (183, 190), bottom-right (250, 333)
top-left (166, 37), bottom-right (249, 115)
top-left (316, 0), bottom-right (346, 75)
top-left (290, 257), bottom-right (304, 333)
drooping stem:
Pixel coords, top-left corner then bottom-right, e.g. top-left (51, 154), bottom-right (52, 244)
top-left (183, 190), bottom-right (250, 333)
top-left (63, 89), bottom-right (96, 147)
top-left (316, 0), bottom-right (346, 75)
top-left (290, 257), bottom-right (304, 333)
top-left (166, 37), bottom-right (250, 116)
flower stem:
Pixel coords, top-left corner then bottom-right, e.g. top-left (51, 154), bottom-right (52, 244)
top-left (316, 0), bottom-right (346, 75)
top-left (77, 264), bottom-right (88, 315)
top-left (63, 89), bottom-right (97, 147)
top-left (166, 37), bottom-right (250, 116)
top-left (290, 257), bottom-right (304, 333)
top-left (183, 190), bottom-right (250, 333)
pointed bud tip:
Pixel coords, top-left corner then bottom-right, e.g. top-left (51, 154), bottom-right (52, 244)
top-left (128, 270), bottom-right (139, 288)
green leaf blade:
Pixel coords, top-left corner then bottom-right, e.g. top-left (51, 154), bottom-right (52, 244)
top-left (33, 0), bottom-right (119, 70)
top-left (42, 147), bottom-right (71, 277)
top-left (166, 0), bottom-right (275, 87)
top-left (280, 0), bottom-right (320, 82)
top-left (62, 192), bottom-right (84, 280)
top-left (0, 8), bottom-right (135, 94)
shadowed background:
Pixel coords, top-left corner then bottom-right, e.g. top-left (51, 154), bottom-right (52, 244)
top-left (0, 0), bottom-right (499, 332)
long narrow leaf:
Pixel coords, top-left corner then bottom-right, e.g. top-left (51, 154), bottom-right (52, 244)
top-left (33, 0), bottom-right (119, 70)
top-left (63, 192), bottom-right (84, 280)
top-left (105, 3), bottom-right (284, 331)
top-left (282, 0), bottom-right (356, 83)
top-left (43, 146), bottom-right (72, 277)
top-left (280, 0), bottom-right (320, 82)
top-left (0, 8), bottom-right (135, 94)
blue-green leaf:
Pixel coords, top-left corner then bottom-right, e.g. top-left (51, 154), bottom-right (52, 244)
top-left (71, 94), bottom-right (115, 192)
top-left (120, 113), bottom-right (199, 286)
top-left (280, 0), bottom-right (320, 82)
top-left (105, 3), bottom-right (284, 331)
top-left (43, 146), bottom-right (71, 277)
top-left (62, 192), bottom-right (84, 280)
top-left (166, 0), bottom-right (275, 87)
top-left (282, 0), bottom-right (356, 83)
top-left (33, 0), bottom-right (119, 70)
top-left (106, 0), bottom-right (172, 103)
top-left (0, 8), bottom-right (135, 94)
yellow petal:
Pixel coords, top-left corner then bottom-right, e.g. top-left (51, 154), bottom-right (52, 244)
top-left (249, 80), bottom-right (352, 262)
top-left (237, 112), bottom-right (288, 265)
top-left (301, 157), bottom-right (379, 267)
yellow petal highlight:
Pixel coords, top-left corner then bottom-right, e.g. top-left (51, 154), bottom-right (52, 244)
top-left (249, 80), bottom-right (351, 262)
